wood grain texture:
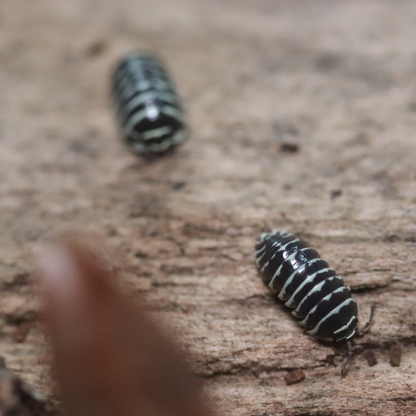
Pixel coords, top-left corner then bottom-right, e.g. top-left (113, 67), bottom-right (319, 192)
top-left (0, 2), bottom-right (416, 415)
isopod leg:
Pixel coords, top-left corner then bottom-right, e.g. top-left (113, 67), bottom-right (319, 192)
top-left (356, 305), bottom-right (375, 336)
top-left (341, 340), bottom-right (353, 376)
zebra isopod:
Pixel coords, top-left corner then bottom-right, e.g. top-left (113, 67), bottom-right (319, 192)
top-left (111, 52), bottom-right (187, 155)
top-left (255, 230), bottom-right (373, 374)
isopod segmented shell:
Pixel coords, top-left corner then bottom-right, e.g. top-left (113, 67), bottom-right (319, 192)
top-left (255, 230), bottom-right (359, 342)
top-left (111, 52), bottom-right (187, 155)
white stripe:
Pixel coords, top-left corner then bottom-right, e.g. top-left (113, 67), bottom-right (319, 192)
top-left (332, 315), bottom-right (357, 336)
top-left (291, 279), bottom-right (327, 315)
top-left (116, 78), bottom-right (174, 103)
top-left (121, 103), bottom-right (185, 128)
top-left (128, 129), bottom-right (186, 154)
top-left (259, 232), bottom-right (273, 241)
top-left (292, 276), bottom-right (342, 315)
top-left (254, 244), bottom-right (266, 256)
top-left (171, 129), bottom-right (187, 144)
top-left (277, 245), bottom-right (313, 300)
top-left (114, 67), bottom-right (149, 90)
top-left (259, 242), bottom-right (278, 271)
top-left (148, 138), bottom-right (176, 152)
top-left (123, 108), bottom-right (152, 134)
top-left (279, 238), bottom-right (299, 252)
top-left (307, 297), bottom-right (355, 336)
top-left (123, 90), bottom-right (179, 115)
top-left (126, 128), bottom-right (142, 142)
top-left (113, 58), bottom-right (163, 82)
top-left (256, 232), bottom-right (292, 269)
top-left (142, 126), bottom-right (173, 140)
top-left (131, 141), bottom-right (146, 153)
top-left (300, 286), bottom-right (347, 327)
top-left (268, 247), bottom-right (308, 291)
top-left (154, 78), bottom-right (176, 92)
top-left (113, 60), bottom-right (171, 92)
top-left (161, 104), bottom-right (186, 123)
top-left (116, 80), bottom-right (152, 101)
top-left (259, 230), bottom-right (275, 241)
top-left (260, 241), bottom-right (283, 271)
top-left (118, 91), bottom-right (156, 122)
top-left (260, 230), bottom-right (288, 241)
top-left (255, 250), bottom-right (266, 266)
top-left (344, 325), bottom-right (357, 340)
top-left (285, 264), bottom-right (333, 307)
top-left (263, 240), bottom-right (296, 270)
top-left (259, 241), bottom-right (280, 273)
top-left (260, 260), bottom-right (270, 273)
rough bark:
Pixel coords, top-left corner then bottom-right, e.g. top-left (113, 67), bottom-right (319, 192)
top-left (1, 2), bottom-right (416, 415)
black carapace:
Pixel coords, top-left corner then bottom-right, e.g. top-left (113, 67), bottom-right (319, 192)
top-left (112, 52), bottom-right (187, 155)
top-left (255, 230), bottom-right (373, 375)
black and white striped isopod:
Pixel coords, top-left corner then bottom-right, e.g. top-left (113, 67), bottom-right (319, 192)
top-left (255, 230), bottom-right (373, 374)
top-left (111, 52), bottom-right (187, 155)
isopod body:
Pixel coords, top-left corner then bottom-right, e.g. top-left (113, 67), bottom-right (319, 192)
top-left (111, 52), bottom-right (187, 155)
top-left (255, 230), bottom-right (358, 343)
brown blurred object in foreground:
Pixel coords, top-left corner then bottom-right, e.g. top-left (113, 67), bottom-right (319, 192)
top-left (35, 233), bottom-right (213, 416)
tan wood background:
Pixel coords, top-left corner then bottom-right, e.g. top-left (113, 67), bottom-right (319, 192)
top-left (1, 2), bottom-right (416, 415)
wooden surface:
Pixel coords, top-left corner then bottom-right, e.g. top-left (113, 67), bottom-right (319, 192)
top-left (1, 2), bottom-right (416, 415)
